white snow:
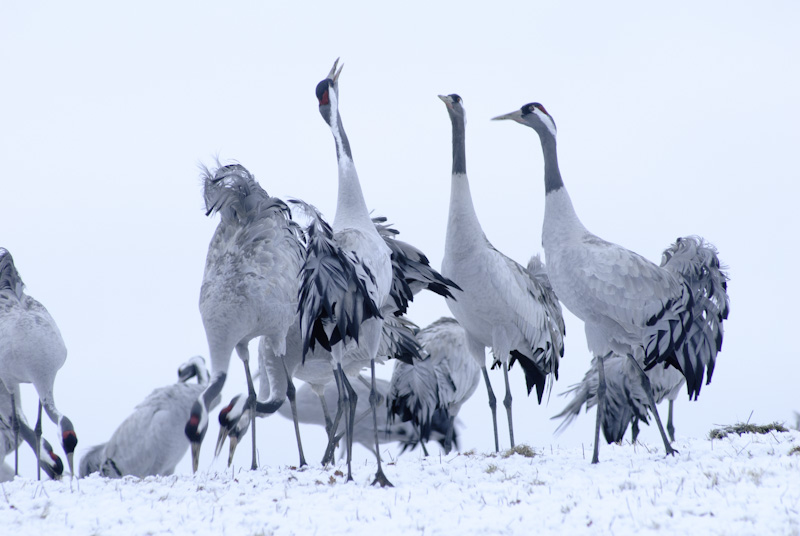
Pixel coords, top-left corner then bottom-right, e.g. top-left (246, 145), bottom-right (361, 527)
top-left (1, 431), bottom-right (798, 535)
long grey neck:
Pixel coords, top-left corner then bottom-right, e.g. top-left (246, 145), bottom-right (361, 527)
top-left (540, 132), bottom-right (564, 194)
top-left (445, 116), bottom-right (484, 254)
top-left (451, 115), bottom-right (466, 175)
top-left (331, 112), bottom-right (371, 229)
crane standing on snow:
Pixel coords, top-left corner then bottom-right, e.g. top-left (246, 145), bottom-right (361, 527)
top-left (0, 248), bottom-right (77, 478)
top-left (184, 164), bottom-right (305, 473)
top-left (438, 94), bottom-right (566, 452)
top-left (493, 102), bottom-right (730, 463)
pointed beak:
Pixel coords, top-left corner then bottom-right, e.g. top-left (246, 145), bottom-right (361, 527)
top-left (491, 110), bottom-right (524, 123)
top-left (327, 57), bottom-right (344, 83)
top-left (214, 425), bottom-right (229, 458)
top-left (227, 435), bottom-right (239, 467)
top-left (66, 452), bottom-right (75, 480)
top-left (191, 441), bottom-right (201, 473)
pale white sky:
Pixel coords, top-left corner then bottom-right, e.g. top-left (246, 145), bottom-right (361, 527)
top-left (1, 2), bottom-right (798, 474)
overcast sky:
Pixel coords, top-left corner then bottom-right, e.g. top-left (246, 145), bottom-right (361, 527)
top-left (1, 2), bottom-right (798, 475)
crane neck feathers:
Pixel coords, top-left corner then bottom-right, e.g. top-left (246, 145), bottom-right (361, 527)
top-left (451, 115), bottom-right (466, 175)
top-left (540, 132), bottom-right (564, 194)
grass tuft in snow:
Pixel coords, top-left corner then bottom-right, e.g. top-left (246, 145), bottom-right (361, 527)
top-left (501, 444), bottom-right (536, 459)
top-left (708, 422), bottom-right (788, 439)
top-left (789, 446), bottom-right (800, 456)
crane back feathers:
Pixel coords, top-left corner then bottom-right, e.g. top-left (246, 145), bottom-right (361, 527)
top-left (648, 236), bottom-right (730, 399)
top-left (0, 248), bottom-right (25, 301)
top-left (290, 200), bottom-right (383, 359)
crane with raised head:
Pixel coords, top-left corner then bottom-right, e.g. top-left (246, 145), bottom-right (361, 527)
top-left (493, 103), bottom-right (730, 463)
top-left (438, 94), bottom-right (566, 452)
top-left (0, 248), bottom-right (77, 478)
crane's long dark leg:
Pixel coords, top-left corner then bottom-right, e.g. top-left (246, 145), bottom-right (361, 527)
top-left (369, 359), bottom-right (393, 487)
top-left (35, 401), bottom-right (43, 480)
top-left (592, 353), bottom-right (607, 464)
top-left (502, 362), bottom-right (515, 449)
top-left (631, 416), bottom-right (640, 444)
top-left (10, 391), bottom-right (19, 476)
top-left (281, 356), bottom-right (307, 468)
top-left (322, 367), bottom-right (346, 465)
top-left (626, 355), bottom-right (678, 457)
top-left (238, 344), bottom-right (258, 471)
top-left (340, 367), bottom-right (357, 483)
top-left (481, 366), bottom-right (499, 452)
top-left (317, 392), bottom-right (333, 437)
top-left (667, 400), bottom-right (675, 442)
top-left (416, 422), bottom-right (429, 457)
top-left (444, 415), bottom-right (456, 455)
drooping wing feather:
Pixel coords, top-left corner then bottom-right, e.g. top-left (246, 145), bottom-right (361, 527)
top-left (419, 317), bottom-right (480, 413)
top-left (488, 250), bottom-right (566, 402)
top-left (378, 315), bottom-right (421, 364)
top-left (291, 200), bottom-right (382, 358)
top-left (373, 217), bottom-right (461, 316)
top-left (0, 248), bottom-right (24, 301)
top-left (387, 354), bottom-right (440, 441)
top-left (657, 236), bottom-right (729, 398)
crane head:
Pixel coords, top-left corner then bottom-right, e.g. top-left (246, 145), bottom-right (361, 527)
top-left (438, 94), bottom-right (467, 125)
top-left (316, 58), bottom-right (344, 125)
top-left (40, 438), bottom-right (65, 480)
top-left (214, 393), bottom-right (248, 464)
top-left (178, 355), bottom-right (208, 384)
top-left (185, 400), bottom-right (208, 473)
top-left (492, 102), bottom-right (557, 138)
top-left (59, 416), bottom-right (77, 478)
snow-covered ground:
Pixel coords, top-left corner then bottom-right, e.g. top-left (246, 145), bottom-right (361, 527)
top-left (1, 431), bottom-right (798, 536)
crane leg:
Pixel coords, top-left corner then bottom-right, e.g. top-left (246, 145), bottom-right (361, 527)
top-left (35, 401), bottom-right (43, 480)
top-left (592, 353), bottom-right (607, 464)
top-left (10, 391), bottom-right (19, 476)
top-left (321, 367), bottom-right (345, 466)
top-left (317, 393), bottom-right (333, 437)
top-left (282, 356), bottom-right (307, 468)
top-left (667, 400), bottom-right (675, 442)
top-left (370, 359), bottom-right (393, 487)
top-left (340, 367), bottom-right (357, 483)
top-left (481, 366), bottom-right (500, 452)
top-left (626, 355), bottom-right (678, 457)
top-left (444, 414), bottom-right (456, 454)
top-left (502, 362), bottom-right (515, 449)
top-left (631, 416), bottom-right (640, 444)
top-left (239, 346), bottom-right (259, 471)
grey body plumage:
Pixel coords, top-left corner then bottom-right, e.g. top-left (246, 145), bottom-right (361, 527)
top-left (0, 248), bottom-right (77, 477)
top-left (493, 102), bottom-right (730, 463)
top-left (82, 356), bottom-right (217, 478)
top-left (388, 317), bottom-right (480, 454)
top-left (439, 94), bottom-right (566, 453)
top-left (186, 163), bottom-right (305, 472)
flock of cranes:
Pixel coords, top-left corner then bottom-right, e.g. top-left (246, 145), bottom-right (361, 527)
top-left (0, 59), bottom-right (729, 485)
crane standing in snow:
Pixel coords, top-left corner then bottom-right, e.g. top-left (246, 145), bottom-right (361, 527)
top-left (438, 94), bottom-right (566, 452)
top-left (0, 248), bottom-right (77, 478)
top-left (493, 103), bottom-right (730, 463)
top-left (0, 379), bottom-right (63, 481)
top-left (184, 164), bottom-right (305, 473)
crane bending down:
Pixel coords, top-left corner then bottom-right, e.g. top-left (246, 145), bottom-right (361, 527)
top-left (388, 317), bottom-right (480, 454)
top-left (553, 352), bottom-right (685, 444)
top-left (81, 356), bottom-right (218, 478)
top-left (0, 248), bottom-right (77, 478)
top-left (185, 163), bottom-right (305, 472)
top-left (438, 94), bottom-right (566, 452)
top-left (0, 379), bottom-right (63, 481)
top-left (493, 103), bottom-right (730, 463)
